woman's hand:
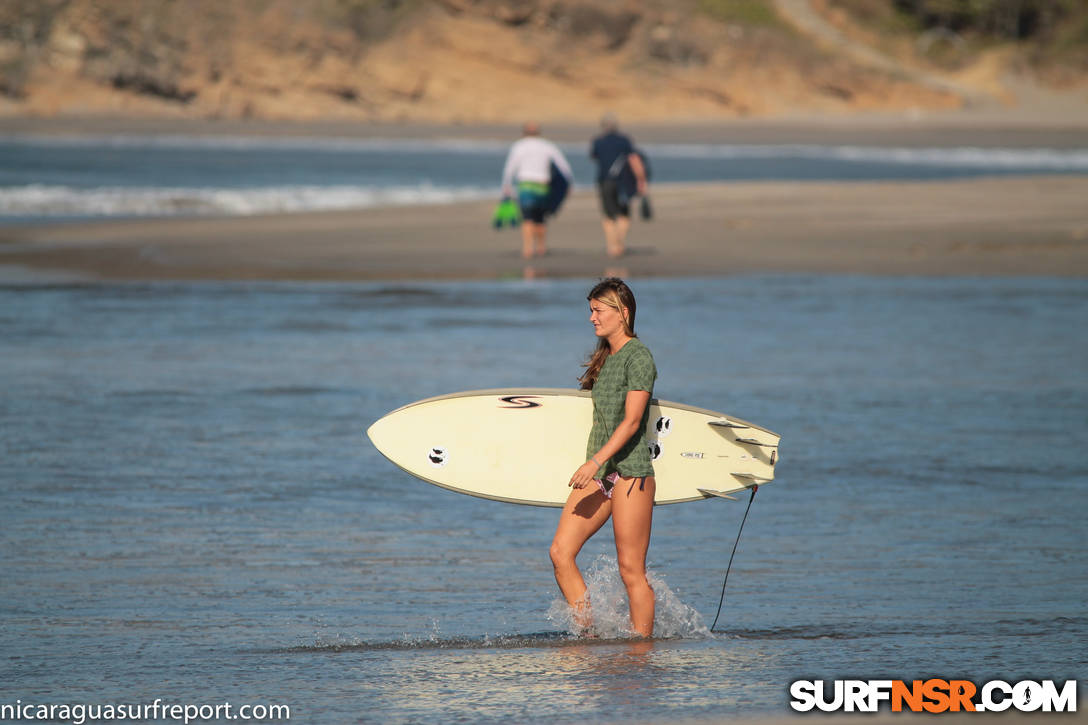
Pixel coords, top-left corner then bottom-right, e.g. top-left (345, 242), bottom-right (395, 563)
top-left (569, 460), bottom-right (600, 489)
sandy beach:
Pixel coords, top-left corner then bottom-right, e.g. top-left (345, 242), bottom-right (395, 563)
top-left (2, 175), bottom-right (1086, 282)
top-left (3, 0), bottom-right (1087, 285)
top-left (2, 114), bottom-right (1087, 282)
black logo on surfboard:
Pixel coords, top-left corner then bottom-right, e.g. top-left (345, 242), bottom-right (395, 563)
top-left (428, 447), bottom-right (448, 467)
top-left (498, 395), bottom-right (542, 409)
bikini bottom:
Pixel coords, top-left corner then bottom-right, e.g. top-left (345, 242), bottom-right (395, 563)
top-left (594, 472), bottom-right (647, 499)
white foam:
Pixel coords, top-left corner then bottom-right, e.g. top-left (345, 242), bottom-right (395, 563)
top-left (0, 183), bottom-right (495, 219)
top-left (644, 142), bottom-right (1088, 170)
top-left (546, 554), bottom-right (712, 639)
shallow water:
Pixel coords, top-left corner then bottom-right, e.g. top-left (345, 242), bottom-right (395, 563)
top-left (1, 276), bottom-right (1085, 722)
top-left (2, 136), bottom-right (1087, 222)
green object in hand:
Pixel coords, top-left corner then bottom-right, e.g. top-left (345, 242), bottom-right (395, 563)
top-left (492, 198), bottom-right (521, 229)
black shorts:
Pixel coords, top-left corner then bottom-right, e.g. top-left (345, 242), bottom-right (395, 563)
top-left (519, 203), bottom-right (547, 224)
top-left (597, 180), bottom-right (630, 220)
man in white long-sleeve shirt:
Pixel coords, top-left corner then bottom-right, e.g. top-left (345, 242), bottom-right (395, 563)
top-left (501, 121), bottom-right (574, 259)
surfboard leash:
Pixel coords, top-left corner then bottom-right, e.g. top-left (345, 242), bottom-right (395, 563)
top-left (710, 484), bottom-right (758, 633)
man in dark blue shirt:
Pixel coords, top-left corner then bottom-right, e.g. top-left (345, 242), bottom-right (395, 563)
top-left (590, 113), bottom-right (647, 258)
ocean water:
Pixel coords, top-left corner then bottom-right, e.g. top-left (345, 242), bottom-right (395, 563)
top-left (2, 135), bottom-right (1088, 223)
top-left (1, 275), bottom-right (1085, 722)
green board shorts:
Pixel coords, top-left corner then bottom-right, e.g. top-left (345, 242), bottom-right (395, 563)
top-left (517, 181), bottom-right (549, 223)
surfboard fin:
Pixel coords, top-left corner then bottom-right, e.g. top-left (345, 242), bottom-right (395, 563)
top-left (734, 437), bottom-right (778, 448)
top-left (698, 488), bottom-right (739, 500)
top-left (708, 418), bottom-right (749, 429)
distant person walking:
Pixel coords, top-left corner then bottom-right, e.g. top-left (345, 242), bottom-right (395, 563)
top-left (501, 121), bottom-right (574, 259)
top-left (590, 113), bottom-right (648, 258)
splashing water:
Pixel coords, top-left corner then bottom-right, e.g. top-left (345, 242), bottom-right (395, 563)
top-left (546, 555), bottom-right (712, 640)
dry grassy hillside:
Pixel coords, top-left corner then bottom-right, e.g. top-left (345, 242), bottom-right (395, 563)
top-left (0, 0), bottom-right (1079, 122)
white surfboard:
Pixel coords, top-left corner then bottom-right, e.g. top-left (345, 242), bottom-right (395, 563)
top-left (367, 389), bottom-right (780, 507)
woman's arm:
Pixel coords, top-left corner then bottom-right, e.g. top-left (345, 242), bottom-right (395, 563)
top-left (569, 389), bottom-right (651, 489)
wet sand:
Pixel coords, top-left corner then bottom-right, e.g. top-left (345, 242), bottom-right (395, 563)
top-left (1, 176), bottom-right (1086, 281)
top-left (3, 114), bottom-right (1087, 282)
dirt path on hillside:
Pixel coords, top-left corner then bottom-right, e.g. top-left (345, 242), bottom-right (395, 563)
top-left (771, 0), bottom-right (993, 106)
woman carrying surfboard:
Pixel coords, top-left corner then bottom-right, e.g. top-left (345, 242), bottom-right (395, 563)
top-left (550, 277), bottom-right (658, 637)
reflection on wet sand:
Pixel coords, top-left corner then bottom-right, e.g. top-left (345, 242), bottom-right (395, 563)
top-left (522, 265), bottom-right (630, 281)
top-left (374, 635), bottom-right (774, 720)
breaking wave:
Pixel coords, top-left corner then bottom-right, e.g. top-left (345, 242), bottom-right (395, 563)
top-left (0, 183), bottom-right (494, 219)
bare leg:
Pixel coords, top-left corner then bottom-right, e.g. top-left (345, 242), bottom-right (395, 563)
top-left (601, 218), bottom-right (618, 256)
top-left (521, 221), bottom-right (538, 259)
top-left (533, 221), bottom-right (548, 257)
top-left (613, 215), bottom-right (630, 257)
top-left (611, 475), bottom-right (656, 637)
top-left (602, 216), bottom-right (631, 257)
top-left (550, 485), bottom-right (612, 631)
